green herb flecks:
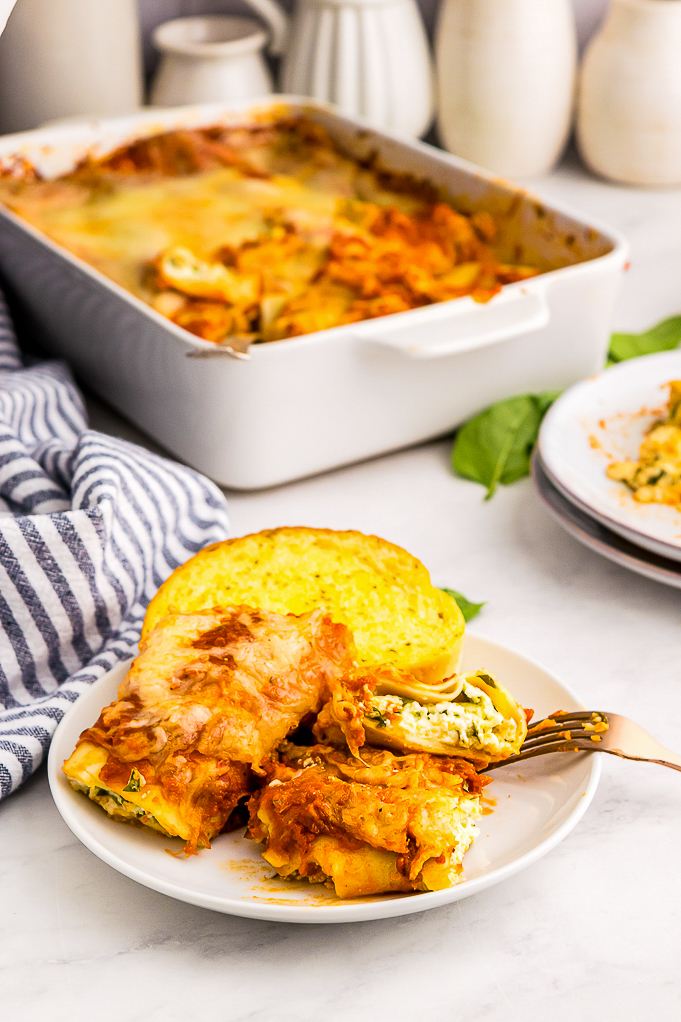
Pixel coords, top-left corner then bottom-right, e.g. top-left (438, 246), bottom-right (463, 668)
top-left (94, 786), bottom-right (124, 807)
top-left (440, 588), bottom-right (486, 623)
top-left (452, 390), bottom-right (561, 499)
top-left (123, 768), bottom-right (144, 793)
top-left (476, 672), bottom-right (497, 688)
top-left (368, 709), bottom-right (390, 728)
top-left (608, 316), bottom-right (681, 365)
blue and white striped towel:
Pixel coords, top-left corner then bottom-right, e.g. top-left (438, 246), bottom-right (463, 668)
top-left (0, 292), bottom-right (229, 800)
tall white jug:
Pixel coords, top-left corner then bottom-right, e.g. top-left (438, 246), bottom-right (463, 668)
top-left (0, 0), bottom-right (143, 134)
top-left (435, 0), bottom-right (577, 178)
top-left (280, 0), bottom-right (434, 139)
top-left (578, 0), bottom-right (681, 186)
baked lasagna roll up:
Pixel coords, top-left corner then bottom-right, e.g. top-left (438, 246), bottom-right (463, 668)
top-left (249, 743), bottom-right (491, 898)
top-left (315, 668), bottom-right (528, 768)
top-left (63, 605), bottom-right (359, 853)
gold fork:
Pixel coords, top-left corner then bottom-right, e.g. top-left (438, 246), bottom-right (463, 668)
top-left (483, 711), bottom-right (681, 773)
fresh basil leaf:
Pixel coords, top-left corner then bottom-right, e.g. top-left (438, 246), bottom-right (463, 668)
top-left (450, 316), bottom-right (681, 500)
top-left (608, 316), bottom-right (681, 364)
top-left (440, 587), bottom-right (486, 622)
top-left (95, 786), bottom-right (124, 807)
top-left (535, 390), bottom-right (562, 416)
top-left (123, 768), bottom-right (143, 793)
top-left (452, 390), bottom-right (560, 499)
top-left (475, 672), bottom-right (497, 688)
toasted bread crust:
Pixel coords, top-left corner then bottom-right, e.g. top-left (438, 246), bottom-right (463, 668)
top-left (143, 527), bottom-right (464, 684)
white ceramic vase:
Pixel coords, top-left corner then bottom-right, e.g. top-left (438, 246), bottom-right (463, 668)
top-left (280, 0), bottom-right (434, 139)
top-left (150, 16), bottom-right (274, 108)
top-left (0, 0), bottom-right (143, 134)
top-left (435, 0), bottom-right (577, 178)
top-left (578, 0), bottom-right (681, 186)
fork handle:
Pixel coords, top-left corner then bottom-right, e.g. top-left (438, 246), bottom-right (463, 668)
top-left (602, 748), bottom-right (681, 773)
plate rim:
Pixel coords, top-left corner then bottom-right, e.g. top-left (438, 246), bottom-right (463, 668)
top-left (539, 451), bottom-right (681, 564)
top-left (539, 350), bottom-right (681, 556)
top-left (48, 635), bottom-right (601, 924)
top-left (532, 451), bottom-right (681, 589)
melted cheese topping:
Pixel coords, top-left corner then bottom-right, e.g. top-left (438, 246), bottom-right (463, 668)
top-left (63, 605), bottom-right (360, 853)
top-left (0, 118), bottom-right (540, 345)
top-left (249, 743), bottom-right (489, 897)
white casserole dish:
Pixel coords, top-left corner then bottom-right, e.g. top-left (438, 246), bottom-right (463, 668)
top-left (0, 97), bottom-right (628, 490)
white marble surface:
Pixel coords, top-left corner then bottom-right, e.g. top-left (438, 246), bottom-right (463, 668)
top-left (2, 152), bottom-right (681, 1022)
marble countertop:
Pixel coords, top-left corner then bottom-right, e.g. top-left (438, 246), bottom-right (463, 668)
top-left (2, 152), bottom-right (681, 1022)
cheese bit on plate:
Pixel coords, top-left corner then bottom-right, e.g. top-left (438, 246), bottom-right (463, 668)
top-left (607, 380), bottom-right (681, 506)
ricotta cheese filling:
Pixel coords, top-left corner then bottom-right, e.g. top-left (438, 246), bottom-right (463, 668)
top-left (367, 679), bottom-right (519, 754)
top-left (436, 793), bottom-right (482, 856)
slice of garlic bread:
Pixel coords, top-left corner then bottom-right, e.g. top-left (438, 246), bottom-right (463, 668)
top-left (143, 527), bottom-right (465, 684)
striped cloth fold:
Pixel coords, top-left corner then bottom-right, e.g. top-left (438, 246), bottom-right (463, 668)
top-left (0, 291), bottom-right (229, 799)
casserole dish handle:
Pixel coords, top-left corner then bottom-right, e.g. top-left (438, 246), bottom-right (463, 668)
top-left (354, 287), bottom-right (550, 360)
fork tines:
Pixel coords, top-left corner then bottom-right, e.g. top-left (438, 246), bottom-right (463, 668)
top-left (524, 711), bottom-right (609, 746)
top-left (481, 711), bottom-right (610, 771)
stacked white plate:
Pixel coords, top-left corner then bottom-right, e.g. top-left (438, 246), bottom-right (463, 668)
top-left (535, 351), bottom-right (681, 588)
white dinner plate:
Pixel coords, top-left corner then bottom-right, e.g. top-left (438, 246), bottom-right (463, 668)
top-left (48, 635), bottom-right (599, 924)
top-left (539, 352), bottom-right (681, 562)
top-left (532, 452), bottom-right (681, 590)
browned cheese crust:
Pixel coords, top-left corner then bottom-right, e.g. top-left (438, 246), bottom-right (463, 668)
top-left (248, 742), bottom-right (491, 897)
top-left (73, 605), bottom-right (362, 852)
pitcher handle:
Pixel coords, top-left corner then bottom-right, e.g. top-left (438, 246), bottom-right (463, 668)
top-left (243, 0), bottom-right (288, 54)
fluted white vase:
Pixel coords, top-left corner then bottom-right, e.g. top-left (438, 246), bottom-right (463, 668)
top-left (435, 0), bottom-right (577, 178)
top-left (578, 0), bottom-right (681, 186)
top-left (280, 0), bottom-right (434, 139)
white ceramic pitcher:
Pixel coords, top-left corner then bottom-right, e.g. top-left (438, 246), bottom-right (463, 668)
top-left (435, 0), bottom-right (577, 178)
top-left (279, 0), bottom-right (434, 138)
top-left (578, 0), bottom-right (681, 185)
top-left (156, 0), bottom-right (433, 139)
top-left (150, 16), bottom-right (275, 107)
top-left (150, 0), bottom-right (290, 108)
